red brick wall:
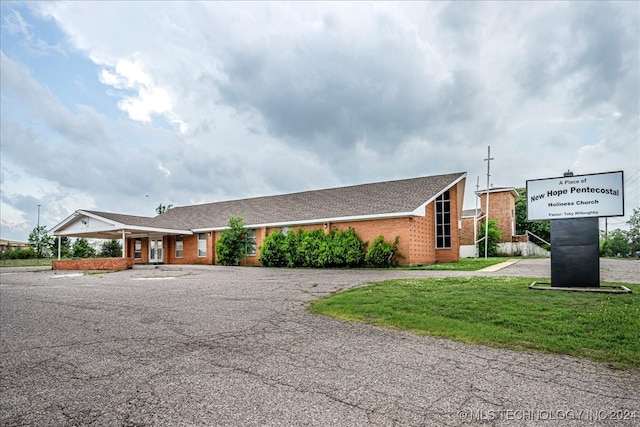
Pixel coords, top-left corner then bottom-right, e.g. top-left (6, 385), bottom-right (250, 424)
top-left (122, 181), bottom-right (465, 267)
top-left (53, 258), bottom-right (134, 271)
top-left (126, 237), bottom-right (149, 263)
top-left (478, 190), bottom-right (515, 243)
top-left (460, 217), bottom-right (476, 246)
top-left (165, 233), bottom-right (215, 265)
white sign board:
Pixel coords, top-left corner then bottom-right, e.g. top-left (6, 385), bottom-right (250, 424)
top-left (527, 171), bottom-right (624, 221)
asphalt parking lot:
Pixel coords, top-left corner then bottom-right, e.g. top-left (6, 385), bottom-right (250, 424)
top-left (1, 259), bottom-right (639, 426)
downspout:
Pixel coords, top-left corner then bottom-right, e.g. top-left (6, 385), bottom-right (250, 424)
top-left (58, 236), bottom-right (61, 260)
top-left (122, 229), bottom-right (126, 258)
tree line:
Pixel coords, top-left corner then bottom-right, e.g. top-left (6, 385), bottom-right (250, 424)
top-left (0, 226), bottom-right (122, 260)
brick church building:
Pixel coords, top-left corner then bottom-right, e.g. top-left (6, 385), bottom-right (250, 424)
top-left (51, 172), bottom-right (467, 269)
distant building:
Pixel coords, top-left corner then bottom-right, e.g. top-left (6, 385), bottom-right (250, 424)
top-left (460, 187), bottom-right (549, 257)
top-left (0, 239), bottom-right (31, 253)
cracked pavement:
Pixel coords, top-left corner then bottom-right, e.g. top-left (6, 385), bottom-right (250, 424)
top-left (1, 259), bottom-right (639, 426)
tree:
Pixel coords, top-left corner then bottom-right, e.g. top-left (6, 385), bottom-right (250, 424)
top-left (72, 238), bottom-right (96, 258)
top-left (100, 239), bottom-right (122, 257)
top-left (515, 187), bottom-right (550, 246)
top-left (52, 236), bottom-right (72, 258)
top-left (216, 216), bottom-right (248, 266)
top-left (627, 208), bottom-right (640, 255)
top-left (478, 219), bottom-right (502, 257)
top-left (607, 229), bottom-right (631, 257)
top-left (156, 203), bottom-right (174, 214)
top-left (28, 225), bottom-right (54, 258)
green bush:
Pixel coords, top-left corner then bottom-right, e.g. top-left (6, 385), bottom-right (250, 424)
top-left (216, 216), bottom-right (249, 266)
top-left (329, 228), bottom-right (365, 267)
top-left (284, 228), bottom-right (306, 267)
top-left (0, 248), bottom-right (36, 260)
top-left (477, 219), bottom-right (502, 257)
top-left (365, 235), bottom-right (400, 267)
top-left (259, 230), bottom-right (288, 267)
top-left (262, 227), bottom-right (367, 268)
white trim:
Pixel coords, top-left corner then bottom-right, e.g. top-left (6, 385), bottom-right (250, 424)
top-left (410, 173), bottom-right (467, 216)
top-left (51, 210), bottom-right (192, 237)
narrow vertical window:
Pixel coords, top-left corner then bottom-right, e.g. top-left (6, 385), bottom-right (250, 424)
top-left (436, 190), bottom-right (451, 248)
top-left (175, 235), bottom-right (183, 258)
top-left (197, 233), bottom-right (207, 257)
top-left (134, 238), bottom-right (142, 259)
top-left (246, 229), bottom-right (256, 255)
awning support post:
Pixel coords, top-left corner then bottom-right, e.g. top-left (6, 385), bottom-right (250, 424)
top-left (122, 229), bottom-right (126, 258)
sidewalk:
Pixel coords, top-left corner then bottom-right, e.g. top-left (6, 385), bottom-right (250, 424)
top-left (478, 259), bottom-right (520, 272)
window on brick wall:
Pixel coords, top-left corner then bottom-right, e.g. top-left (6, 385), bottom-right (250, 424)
top-left (436, 190), bottom-right (451, 248)
top-left (197, 233), bottom-right (206, 257)
top-left (246, 229), bottom-right (256, 255)
top-left (175, 235), bottom-right (183, 258)
top-left (134, 239), bottom-right (142, 259)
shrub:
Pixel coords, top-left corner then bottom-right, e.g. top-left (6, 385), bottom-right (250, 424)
top-left (216, 216), bottom-right (248, 266)
top-left (477, 219), bottom-right (501, 257)
top-left (284, 228), bottom-right (306, 267)
top-left (365, 235), bottom-right (400, 267)
top-left (263, 227), bottom-right (367, 268)
top-left (259, 230), bottom-right (288, 267)
top-left (330, 228), bottom-right (365, 267)
top-left (0, 248), bottom-right (36, 260)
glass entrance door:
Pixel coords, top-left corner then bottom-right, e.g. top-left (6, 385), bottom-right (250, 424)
top-left (149, 238), bottom-right (163, 263)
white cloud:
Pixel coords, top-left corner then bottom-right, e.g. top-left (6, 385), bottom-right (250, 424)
top-left (0, 1), bottom-right (638, 242)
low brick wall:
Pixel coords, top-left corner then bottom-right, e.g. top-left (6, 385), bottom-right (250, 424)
top-left (52, 258), bottom-right (135, 271)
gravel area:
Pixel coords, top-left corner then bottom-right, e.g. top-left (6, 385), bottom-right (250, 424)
top-left (1, 259), bottom-right (638, 426)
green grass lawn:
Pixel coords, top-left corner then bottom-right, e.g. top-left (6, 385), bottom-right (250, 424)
top-left (403, 257), bottom-right (513, 271)
top-left (309, 276), bottom-right (640, 369)
top-left (0, 258), bottom-right (52, 268)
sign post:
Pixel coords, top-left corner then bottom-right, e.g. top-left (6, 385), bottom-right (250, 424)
top-left (526, 170), bottom-right (624, 288)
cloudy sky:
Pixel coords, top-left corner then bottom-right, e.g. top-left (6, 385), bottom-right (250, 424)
top-left (1, 1), bottom-right (638, 242)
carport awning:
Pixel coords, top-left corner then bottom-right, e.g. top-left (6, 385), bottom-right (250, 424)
top-left (50, 210), bottom-right (193, 239)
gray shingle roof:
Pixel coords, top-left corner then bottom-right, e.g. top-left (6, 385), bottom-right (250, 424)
top-left (151, 172), bottom-right (466, 230)
top-left (83, 211), bottom-right (156, 227)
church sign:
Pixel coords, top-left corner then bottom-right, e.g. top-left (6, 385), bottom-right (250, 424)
top-left (526, 171), bottom-right (624, 221)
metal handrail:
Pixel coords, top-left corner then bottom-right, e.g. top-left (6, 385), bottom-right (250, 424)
top-left (526, 230), bottom-right (550, 247)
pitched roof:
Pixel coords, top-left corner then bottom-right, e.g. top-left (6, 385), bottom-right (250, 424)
top-left (82, 211), bottom-right (156, 227)
top-left (152, 172), bottom-right (466, 230)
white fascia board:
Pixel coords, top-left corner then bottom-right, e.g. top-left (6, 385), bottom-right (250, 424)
top-left (50, 212), bottom-right (81, 234)
top-left (125, 226), bottom-right (193, 235)
top-left (76, 210), bottom-right (192, 235)
top-left (77, 210), bottom-right (123, 226)
top-left (410, 173), bottom-right (467, 216)
top-left (474, 187), bottom-right (519, 197)
top-left (191, 211), bottom-right (419, 232)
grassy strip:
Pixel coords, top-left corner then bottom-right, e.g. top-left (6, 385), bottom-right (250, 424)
top-left (0, 258), bottom-right (53, 268)
top-left (309, 276), bottom-right (640, 369)
top-left (403, 257), bottom-right (513, 271)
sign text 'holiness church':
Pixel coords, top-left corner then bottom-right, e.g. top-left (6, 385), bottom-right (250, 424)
top-left (526, 171), bottom-right (624, 222)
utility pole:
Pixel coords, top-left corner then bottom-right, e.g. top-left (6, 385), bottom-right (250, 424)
top-left (484, 146), bottom-right (494, 260)
top-left (474, 176), bottom-right (480, 258)
top-left (36, 204), bottom-right (41, 258)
